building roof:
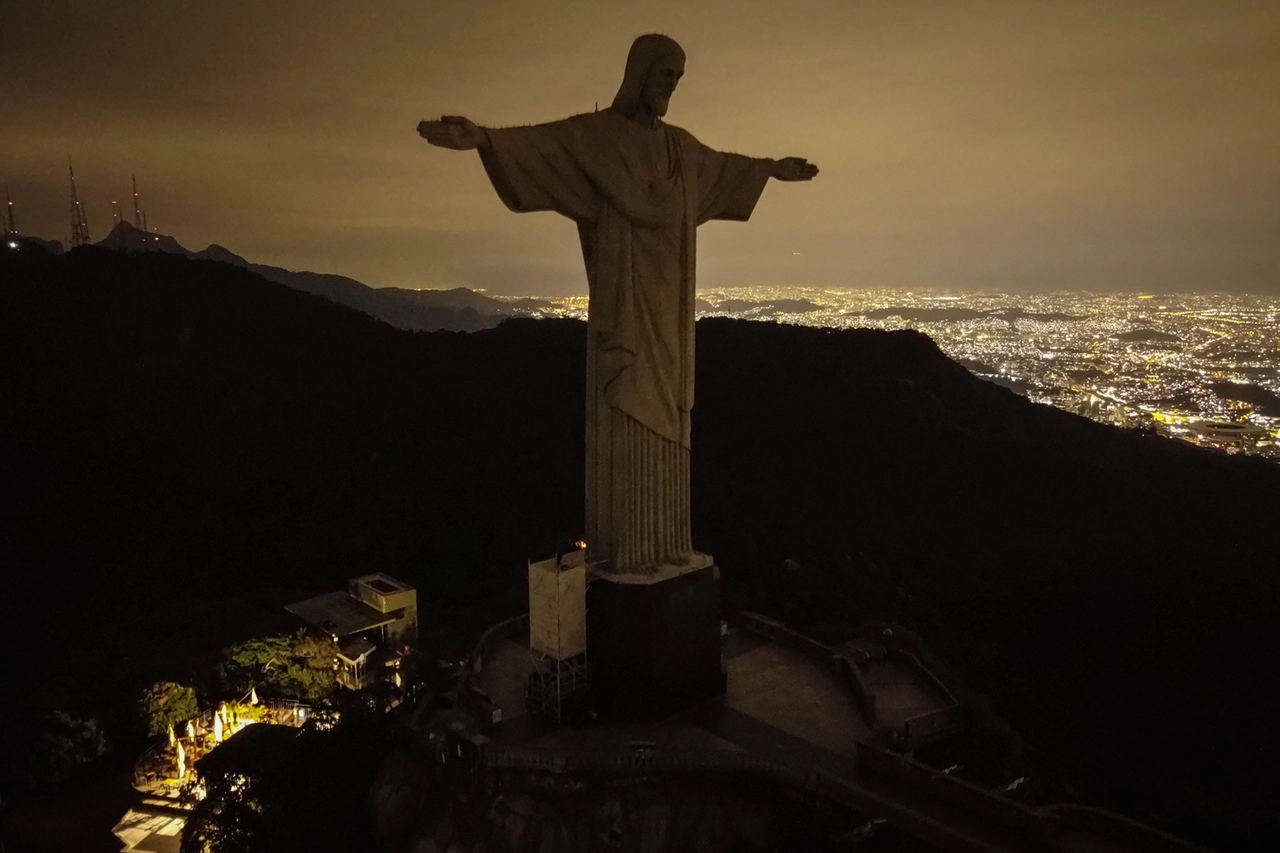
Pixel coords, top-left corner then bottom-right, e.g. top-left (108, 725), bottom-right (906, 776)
top-left (338, 637), bottom-right (378, 663)
top-left (285, 590), bottom-right (398, 637)
top-left (351, 572), bottom-right (414, 594)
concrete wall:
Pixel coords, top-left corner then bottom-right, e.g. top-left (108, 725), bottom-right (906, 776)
top-left (350, 577), bottom-right (416, 615)
top-left (588, 565), bottom-right (726, 720)
top-left (836, 654), bottom-right (878, 727)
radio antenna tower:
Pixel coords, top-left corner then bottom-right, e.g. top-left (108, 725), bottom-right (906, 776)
top-left (132, 174), bottom-right (143, 228)
top-left (4, 186), bottom-right (16, 235)
top-left (69, 161), bottom-right (91, 247)
top-left (111, 200), bottom-right (120, 228)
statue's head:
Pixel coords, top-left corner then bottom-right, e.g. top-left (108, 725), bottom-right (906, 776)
top-left (612, 34), bottom-right (686, 123)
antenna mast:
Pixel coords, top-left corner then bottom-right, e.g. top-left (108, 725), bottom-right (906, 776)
top-left (4, 186), bottom-right (15, 235)
top-left (132, 174), bottom-right (143, 228)
top-left (112, 200), bottom-right (120, 229)
top-left (69, 161), bottom-right (91, 247)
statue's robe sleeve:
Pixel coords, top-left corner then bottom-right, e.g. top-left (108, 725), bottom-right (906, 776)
top-left (684, 137), bottom-right (773, 225)
top-left (671, 132), bottom-right (774, 433)
top-left (477, 119), bottom-right (600, 223)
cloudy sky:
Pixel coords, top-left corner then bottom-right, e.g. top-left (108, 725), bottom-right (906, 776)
top-left (4, 0), bottom-right (1278, 294)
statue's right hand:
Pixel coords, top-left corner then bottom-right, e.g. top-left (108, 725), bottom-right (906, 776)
top-left (417, 116), bottom-right (486, 150)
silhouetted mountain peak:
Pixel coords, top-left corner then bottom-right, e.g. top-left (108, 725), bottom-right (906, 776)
top-left (191, 243), bottom-right (249, 266)
top-left (96, 220), bottom-right (188, 254)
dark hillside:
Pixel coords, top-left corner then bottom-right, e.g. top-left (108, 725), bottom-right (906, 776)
top-left (695, 320), bottom-right (1280, 845)
top-left (0, 248), bottom-right (582, 766)
top-left (2, 248), bottom-right (1278, 848)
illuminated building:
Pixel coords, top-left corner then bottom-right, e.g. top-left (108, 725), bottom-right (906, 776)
top-left (285, 573), bottom-right (418, 690)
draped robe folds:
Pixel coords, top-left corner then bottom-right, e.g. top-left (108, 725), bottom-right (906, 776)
top-left (479, 109), bottom-right (772, 574)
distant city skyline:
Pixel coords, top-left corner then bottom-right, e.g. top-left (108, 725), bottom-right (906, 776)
top-left (510, 285), bottom-right (1280, 459)
top-left (4, 0), bottom-right (1278, 295)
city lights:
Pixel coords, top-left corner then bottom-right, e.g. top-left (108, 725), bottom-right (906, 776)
top-left (507, 287), bottom-right (1280, 460)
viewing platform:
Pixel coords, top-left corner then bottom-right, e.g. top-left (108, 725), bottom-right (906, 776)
top-left (426, 611), bottom-right (1211, 853)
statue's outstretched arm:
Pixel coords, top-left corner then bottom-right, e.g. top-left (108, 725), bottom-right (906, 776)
top-left (419, 114), bottom-right (599, 223)
top-left (417, 116), bottom-right (490, 151)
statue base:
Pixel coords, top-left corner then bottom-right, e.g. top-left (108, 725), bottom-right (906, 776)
top-left (587, 554), bottom-right (725, 721)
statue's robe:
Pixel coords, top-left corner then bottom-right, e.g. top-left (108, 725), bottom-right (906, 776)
top-left (480, 109), bottom-right (771, 574)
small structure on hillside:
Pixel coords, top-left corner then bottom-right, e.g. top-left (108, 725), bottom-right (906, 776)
top-left (286, 573), bottom-right (418, 690)
top-left (526, 548), bottom-right (590, 721)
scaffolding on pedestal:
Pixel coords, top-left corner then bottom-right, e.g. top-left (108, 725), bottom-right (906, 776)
top-left (527, 651), bottom-right (590, 722)
top-left (526, 547), bottom-right (591, 722)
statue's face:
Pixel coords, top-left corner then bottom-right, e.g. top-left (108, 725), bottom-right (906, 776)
top-left (642, 54), bottom-right (685, 117)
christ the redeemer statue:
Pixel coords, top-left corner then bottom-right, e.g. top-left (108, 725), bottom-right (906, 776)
top-left (419, 34), bottom-right (817, 577)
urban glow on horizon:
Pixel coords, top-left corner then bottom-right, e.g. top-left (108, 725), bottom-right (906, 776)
top-left (499, 286), bottom-right (1280, 458)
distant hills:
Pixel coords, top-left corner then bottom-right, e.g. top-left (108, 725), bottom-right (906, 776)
top-left (7, 234), bottom-right (65, 254)
top-left (1114, 327), bottom-right (1181, 343)
top-left (1211, 381), bottom-right (1280, 417)
top-left (697, 296), bottom-right (823, 316)
top-left (91, 220), bottom-right (526, 332)
top-left (859, 305), bottom-right (1086, 323)
top-left (2, 248), bottom-right (1279, 849)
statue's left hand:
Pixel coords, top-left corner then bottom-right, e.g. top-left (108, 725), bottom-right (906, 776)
top-left (771, 157), bottom-right (819, 181)
top-left (417, 115), bottom-right (487, 150)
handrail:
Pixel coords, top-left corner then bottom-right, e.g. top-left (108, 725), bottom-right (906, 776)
top-left (132, 736), bottom-right (168, 787)
top-left (472, 740), bottom-right (1037, 853)
top-left (855, 740), bottom-right (1049, 840)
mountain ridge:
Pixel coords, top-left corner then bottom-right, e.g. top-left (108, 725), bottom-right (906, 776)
top-left (91, 220), bottom-right (506, 332)
top-left (2, 248), bottom-right (1278, 849)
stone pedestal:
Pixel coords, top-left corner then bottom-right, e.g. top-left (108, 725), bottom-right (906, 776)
top-left (587, 555), bottom-right (726, 720)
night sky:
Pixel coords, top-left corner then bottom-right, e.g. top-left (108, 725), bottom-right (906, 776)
top-left (5, 1), bottom-right (1278, 294)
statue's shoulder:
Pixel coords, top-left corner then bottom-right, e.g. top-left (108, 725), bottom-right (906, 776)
top-left (561, 111), bottom-right (603, 124)
top-left (661, 123), bottom-right (702, 148)
top-left (561, 111), bottom-right (611, 127)
top-left (548, 110), bottom-right (617, 140)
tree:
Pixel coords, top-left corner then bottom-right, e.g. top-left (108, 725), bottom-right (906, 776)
top-left (287, 634), bottom-right (342, 703)
top-left (138, 681), bottom-right (199, 737)
top-left (182, 779), bottom-right (273, 853)
top-left (23, 711), bottom-right (109, 787)
top-left (220, 630), bottom-right (338, 703)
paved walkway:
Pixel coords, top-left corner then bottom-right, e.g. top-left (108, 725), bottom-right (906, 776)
top-left (475, 638), bottom-right (533, 723)
top-left (473, 631), bottom-right (1207, 853)
top-left (724, 642), bottom-right (870, 754)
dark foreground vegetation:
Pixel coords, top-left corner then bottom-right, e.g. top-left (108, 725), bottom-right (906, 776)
top-left (2, 247), bottom-right (1279, 850)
